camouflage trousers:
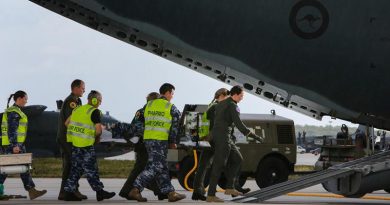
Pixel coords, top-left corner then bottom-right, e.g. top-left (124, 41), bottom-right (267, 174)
top-left (133, 140), bottom-right (174, 194)
top-left (64, 146), bottom-right (104, 192)
top-left (0, 145), bottom-right (35, 191)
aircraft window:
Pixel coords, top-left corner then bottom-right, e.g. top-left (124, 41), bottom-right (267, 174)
top-left (136, 40), bottom-right (147, 47)
top-left (243, 83), bottom-right (253, 91)
top-left (258, 81), bottom-right (265, 86)
top-left (263, 92), bottom-right (273, 99)
top-left (204, 66), bottom-right (212, 71)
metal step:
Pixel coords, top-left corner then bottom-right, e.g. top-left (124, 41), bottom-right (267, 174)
top-left (233, 150), bottom-right (390, 203)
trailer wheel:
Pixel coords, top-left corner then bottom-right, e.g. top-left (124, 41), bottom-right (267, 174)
top-left (177, 157), bottom-right (210, 190)
top-left (217, 173), bottom-right (247, 189)
top-left (255, 157), bottom-right (289, 188)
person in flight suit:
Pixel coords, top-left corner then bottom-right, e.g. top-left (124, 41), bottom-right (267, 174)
top-left (119, 92), bottom-right (167, 200)
top-left (206, 85), bottom-right (263, 203)
top-left (57, 79), bottom-right (87, 200)
top-left (0, 91), bottom-right (47, 200)
top-left (63, 90), bottom-right (115, 201)
top-left (192, 88), bottom-right (229, 201)
top-left (129, 83), bottom-right (186, 202)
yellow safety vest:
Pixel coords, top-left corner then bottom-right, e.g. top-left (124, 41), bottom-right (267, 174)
top-left (67, 104), bottom-right (97, 147)
top-left (199, 103), bottom-right (216, 139)
top-left (144, 99), bottom-right (173, 141)
top-left (1, 106), bottom-right (28, 146)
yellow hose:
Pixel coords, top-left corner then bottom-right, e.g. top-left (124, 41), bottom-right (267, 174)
top-left (184, 149), bottom-right (198, 191)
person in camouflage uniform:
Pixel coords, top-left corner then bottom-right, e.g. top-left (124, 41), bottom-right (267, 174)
top-left (119, 92), bottom-right (165, 200)
top-left (129, 83), bottom-right (186, 202)
top-left (57, 79), bottom-right (86, 200)
top-left (0, 91), bottom-right (47, 200)
top-left (63, 90), bottom-right (115, 201)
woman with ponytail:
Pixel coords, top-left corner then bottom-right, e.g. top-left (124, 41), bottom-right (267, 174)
top-left (0, 91), bottom-right (47, 200)
top-left (192, 88), bottom-right (229, 201)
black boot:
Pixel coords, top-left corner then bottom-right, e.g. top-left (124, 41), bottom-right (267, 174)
top-left (96, 190), bottom-right (116, 201)
top-left (64, 191), bottom-right (82, 201)
top-left (119, 191), bottom-right (134, 200)
top-left (158, 193), bottom-right (168, 200)
top-left (192, 192), bottom-right (206, 201)
top-left (236, 186), bottom-right (251, 194)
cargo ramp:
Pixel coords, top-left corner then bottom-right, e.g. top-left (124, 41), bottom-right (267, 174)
top-left (233, 150), bottom-right (390, 203)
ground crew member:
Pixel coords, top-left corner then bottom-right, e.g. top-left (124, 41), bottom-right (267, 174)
top-left (0, 91), bottom-right (47, 200)
top-left (63, 90), bottom-right (115, 201)
top-left (57, 79), bottom-right (87, 200)
top-left (129, 83), bottom-right (186, 202)
top-left (192, 88), bottom-right (229, 201)
top-left (206, 85), bottom-right (263, 203)
top-left (119, 92), bottom-right (167, 200)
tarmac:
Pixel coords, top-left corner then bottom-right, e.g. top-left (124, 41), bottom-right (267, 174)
top-left (1, 154), bottom-right (390, 204)
top-left (1, 178), bottom-right (390, 204)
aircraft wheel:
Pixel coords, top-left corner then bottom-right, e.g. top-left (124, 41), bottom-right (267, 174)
top-left (217, 173), bottom-right (247, 189)
top-left (177, 156), bottom-right (210, 191)
top-left (255, 157), bottom-right (289, 188)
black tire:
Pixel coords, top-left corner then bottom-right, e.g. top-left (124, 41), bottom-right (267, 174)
top-left (218, 173), bottom-right (247, 189)
top-left (343, 193), bottom-right (366, 198)
top-left (384, 188), bottom-right (390, 193)
top-left (177, 156), bottom-right (210, 191)
top-left (255, 157), bottom-right (289, 188)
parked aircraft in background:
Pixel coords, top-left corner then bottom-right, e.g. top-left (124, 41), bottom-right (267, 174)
top-left (0, 104), bottom-right (131, 157)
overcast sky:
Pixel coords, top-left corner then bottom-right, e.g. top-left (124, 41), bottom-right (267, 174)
top-left (0, 1), bottom-right (357, 128)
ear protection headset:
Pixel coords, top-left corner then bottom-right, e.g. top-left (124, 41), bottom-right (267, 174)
top-left (90, 90), bottom-right (99, 106)
top-left (91, 97), bottom-right (98, 106)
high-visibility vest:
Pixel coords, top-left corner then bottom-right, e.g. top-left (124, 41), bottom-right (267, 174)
top-left (1, 106), bottom-right (28, 146)
top-left (143, 99), bottom-right (173, 141)
top-left (67, 104), bottom-right (97, 147)
top-left (199, 102), bottom-right (216, 139)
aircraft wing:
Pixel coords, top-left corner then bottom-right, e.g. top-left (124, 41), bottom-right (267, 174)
top-left (28, 0), bottom-right (390, 129)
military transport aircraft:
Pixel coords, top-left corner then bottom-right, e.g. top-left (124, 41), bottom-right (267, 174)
top-left (0, 103), bottom-right (131, 157)
top-left (28, 0), bottom-right (390, 130)
top-left (22, 0), bottom-right (390, 198)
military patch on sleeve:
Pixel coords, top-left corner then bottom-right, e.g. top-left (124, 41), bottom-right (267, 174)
top-left (70, 102), bottom-right (77, 109)
top-left (135, 111), bottom-right (140, 119)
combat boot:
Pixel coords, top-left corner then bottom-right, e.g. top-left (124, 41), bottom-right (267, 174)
top-left (96, 189), bottom-right (115, 201)
top-left (236, 186), bottom-right (251, 194)
top-left (119, 191), bottom-right (134, 200)
top-left (57, 191), bottom-right (65, 200)
top-left (224, 189), bottom-right (243, 197)
top-left (206, 195), bottom-right (224, 203)
top-left (74, 190), bottom-right (88, 200)
top-left (64, 191), bottom-right (81, 201)
top-left (128, 188), bottom-right (147, 202)
top-left (192, 192), bottom-right (206, 201)
top-left (28, 187), bottom-right (47, 200)
top-left (158, 194), bottom-right (168, 200)
top-left (168, 191), bottom-right (186, 202)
